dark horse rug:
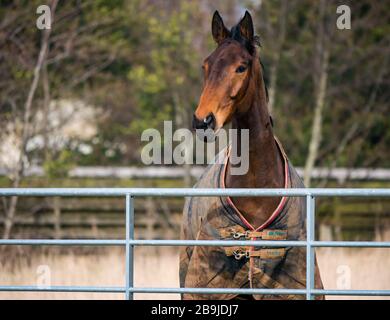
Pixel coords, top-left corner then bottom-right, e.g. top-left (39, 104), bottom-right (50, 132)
top-left (179, 138), bottom-right (324, 300)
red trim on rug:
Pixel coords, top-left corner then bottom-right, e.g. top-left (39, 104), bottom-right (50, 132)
top-left (220, 138), bottom-right (290, 231)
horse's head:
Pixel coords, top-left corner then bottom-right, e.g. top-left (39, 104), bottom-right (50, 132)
top-left (193, 10), bottom-right (260, 133)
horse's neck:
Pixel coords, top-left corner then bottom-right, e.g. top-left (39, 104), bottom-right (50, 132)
top-left (232, 101), bottom-right (282, 186)
top-left (226, 88), bottom-right (285, 228)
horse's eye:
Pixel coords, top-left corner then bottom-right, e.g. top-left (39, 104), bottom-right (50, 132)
top-left (236, 65), bottom-right (247, 73)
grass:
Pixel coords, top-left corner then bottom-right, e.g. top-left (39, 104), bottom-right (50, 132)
top-left (0, 247), bottom-right (179, 300)
top-left (317, 247), bottom-right (390, 300)
top-left (0, 245), bottom-right (389, 300)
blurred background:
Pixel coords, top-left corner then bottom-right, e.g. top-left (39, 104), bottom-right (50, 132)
top-left (0, 0), bottom-right (389, 299)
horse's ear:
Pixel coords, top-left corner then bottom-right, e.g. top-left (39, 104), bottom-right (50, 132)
top-left (238, 11), bottom-right (254, 43)
top-left (212, 11), bottom-right (229, 45)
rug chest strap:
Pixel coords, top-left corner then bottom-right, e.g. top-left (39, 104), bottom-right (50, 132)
top-left (225, 247), bottom-right (286, 260)
top-left (219, 227), bottom-right (287, 240)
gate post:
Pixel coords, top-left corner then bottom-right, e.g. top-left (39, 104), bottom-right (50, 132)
top-left (125, 194), bottom-right (134, 300)
top-left (306, 194), bottom-right (315, 300)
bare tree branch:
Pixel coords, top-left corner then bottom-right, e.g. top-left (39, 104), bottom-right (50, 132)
top-left (304, 0), bottom-right (329, 187)
top-left (3, 0), bottom-right (58, 239)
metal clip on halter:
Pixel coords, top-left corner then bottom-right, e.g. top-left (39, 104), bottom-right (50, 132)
top-left (232, 232), bottom-right (244, 239)
top-left (232, 231), bottom-right (250, 239)
top-left (232, 249), bottom-right (249, 260)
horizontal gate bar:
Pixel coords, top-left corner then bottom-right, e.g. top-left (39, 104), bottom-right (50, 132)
top-left (311, 241), bottom-right (390, 247)
top-left (0, 286), bottom-right (304, 295)
top-left (0, 286), bottom-right (389, 296)
top-left (0, 286), bottom-right (125, 292)
top-left (311, 289), bottom-right (390, 296)
top-left (0, 188), bottom-right (390, 197)
top-left (0, 239), bottom-right (125, 246)
top-left (130, 288), bottom-right (390, 296)
top-left (131, 288), bottom-right (307, 295)
top-left (0, 239), bottom-right (389, 247)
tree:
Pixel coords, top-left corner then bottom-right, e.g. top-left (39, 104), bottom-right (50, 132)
top-left (304, 0), bottom-right (330, 187)
top-left (1, 0), bottom-right (58, 239)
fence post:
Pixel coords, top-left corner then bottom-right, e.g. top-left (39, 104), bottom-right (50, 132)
top-left (125, 194), bottom-right (134, 300)
top-left (306, 194), bottom-right (315, 300)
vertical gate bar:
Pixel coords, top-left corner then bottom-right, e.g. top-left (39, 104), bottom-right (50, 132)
top-left (306, 194), bottom-right (315, 300)
top-left (125, 194), bottom-right (134, 300)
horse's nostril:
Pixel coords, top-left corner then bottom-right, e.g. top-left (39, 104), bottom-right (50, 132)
top-left (204, 114), bottom-right (213, 125)
top-left (193, 113), bottom-right (215, 130)
top-left (193, 114), bottom-right (206, 129)
top-left (204, 114), bottom-right (216, 130)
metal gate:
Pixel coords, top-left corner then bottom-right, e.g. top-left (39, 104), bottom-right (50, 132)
top-left (0, 188), bottom-right (389, 300)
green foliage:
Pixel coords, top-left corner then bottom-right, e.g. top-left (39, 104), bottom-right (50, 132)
top-left (126, 2), bottom-right (205, 136)
top-left (43, 150), bottom-right (75, 179)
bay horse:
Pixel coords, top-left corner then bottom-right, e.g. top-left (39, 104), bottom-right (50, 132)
top-left (179, 11), bottom-right (324, 300)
